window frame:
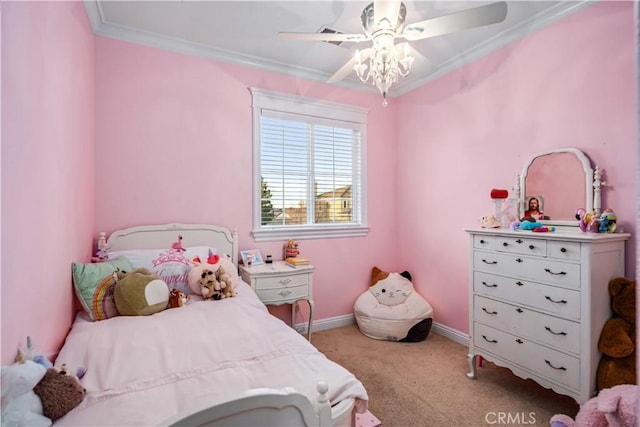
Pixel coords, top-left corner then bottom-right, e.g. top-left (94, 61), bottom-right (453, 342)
top-left (250, 88), bottom-right (369, 242)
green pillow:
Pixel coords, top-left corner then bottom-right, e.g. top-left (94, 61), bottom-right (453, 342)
top-left (72, 258), bottom-right (132, 321)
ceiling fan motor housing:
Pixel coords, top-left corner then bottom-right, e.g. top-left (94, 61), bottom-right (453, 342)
top-left (361, 2), bottom-right (407, 38)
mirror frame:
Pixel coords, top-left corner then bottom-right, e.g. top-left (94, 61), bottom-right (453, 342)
top-left (518, 148), bottom-right (601, 228)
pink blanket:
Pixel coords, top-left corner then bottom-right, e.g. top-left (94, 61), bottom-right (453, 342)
top-left (54, 282), bottom-right (367, 426)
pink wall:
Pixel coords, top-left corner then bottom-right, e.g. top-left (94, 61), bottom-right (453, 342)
top-left (1, 1), bottom-right (95, 364)
top-left (93, 38), bottom-right (400, 324)
top-left (396, 2), bottom-right (637, 334)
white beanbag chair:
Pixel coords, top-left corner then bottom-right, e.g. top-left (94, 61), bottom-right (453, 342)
top-left (354, 267), bottom-right (433, 342)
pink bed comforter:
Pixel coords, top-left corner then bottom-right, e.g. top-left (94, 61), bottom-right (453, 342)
top-left (54, 282), bottom-right (367, 426)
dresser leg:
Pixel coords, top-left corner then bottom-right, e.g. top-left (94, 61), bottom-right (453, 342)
top-left (306, 299), bottom-right (314, 343)
top-left (466, 354), bottom-right (477, 379)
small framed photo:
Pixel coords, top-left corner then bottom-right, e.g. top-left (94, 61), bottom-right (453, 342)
top-left (240, 249), bottom-right (264, 266)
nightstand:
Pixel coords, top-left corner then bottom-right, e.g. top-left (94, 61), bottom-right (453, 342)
top-left (239, 261), bottom-right (315, 342)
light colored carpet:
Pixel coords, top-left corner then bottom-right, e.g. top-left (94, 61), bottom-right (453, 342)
top-left (312, 324), bottom-right (579, 427)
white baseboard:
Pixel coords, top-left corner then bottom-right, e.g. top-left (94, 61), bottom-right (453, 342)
top-left (297, 315), bottom-right (471, 347)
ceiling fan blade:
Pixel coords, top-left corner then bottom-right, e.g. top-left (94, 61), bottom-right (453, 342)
top-left (373, 0), bottom-right (401, 26)
top-left (402, 1), bottom-right (508, 41)
top-left (277, 32), bottom-right (367, 43)
top-left (327, 48), bottom-right (373, 84)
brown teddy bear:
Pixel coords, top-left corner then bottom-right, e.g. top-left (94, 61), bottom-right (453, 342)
top-left (596, 277), bottom-right (636, 390)
top-left (33, 365), bottom-right (86, 421)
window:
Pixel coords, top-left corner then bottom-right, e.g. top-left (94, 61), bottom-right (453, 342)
top-left (250, 88), bottom-right (369, 241)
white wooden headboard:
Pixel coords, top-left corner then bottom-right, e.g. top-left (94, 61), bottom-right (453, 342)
top-left (105, 223), bottom-right (239, 267)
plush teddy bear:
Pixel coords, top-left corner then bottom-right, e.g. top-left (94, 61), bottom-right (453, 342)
top-left (215, 266), bottom-right (236, 298)
top-left (113, 268), bottom-right (170, 316)
top-left (1, 358), bottom-right (51, 427)
top-left (33, 365), bottom-right (85, 422)
top-left (188, 255), bottom-right (238, 299)
top-left (198, 268), bottom-right (224, 300)
top-left (168, 288), bottom-right (190, 308)
top-left (550, 383), bottom-right (639, 427)
top-left (596, 277), bottom-right (636, 391)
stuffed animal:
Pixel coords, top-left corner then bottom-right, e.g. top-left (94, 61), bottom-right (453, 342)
top-left (168, 288), bottom-right (190, 308)
top-left (596, 277), bottom-right (636, 391)
top-left (598, 209), bottom-right (617, 233)
top-left (33, 365), bottom-right (85, 422)
top-left (480, 215), bottom-right (501, 228)
top-left (550, 384), bottom-right (639, 427)
top-left (113, 268), bottom-right (170, 316)
top-left (575, 208), bottom-right (600, 232)
top-left (215, 266), bottom-right (236, 298)
top-left (188, 255), bottom-right (237, 298)
top-left (1, 357), bottom-right (51, 427)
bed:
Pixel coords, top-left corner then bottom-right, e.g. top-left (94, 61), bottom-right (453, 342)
top-left (57, 223), bottom-right (368, 426)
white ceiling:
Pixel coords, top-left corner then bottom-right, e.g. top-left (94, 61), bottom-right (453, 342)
top-left (84, 1), bottom-right (592, 98)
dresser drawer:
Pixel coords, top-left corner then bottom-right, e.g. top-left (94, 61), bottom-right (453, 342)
top-left (246, 272), bottom-right (309, 290)
top-left (473, 251), bottom-right (581, 289)
top-left (474, 235), bottom-right (495, 250)
top-left (495, 235), bottom-right (547, 257)
top-left (549, 241), bottom-right (581, 261)
top-left (473, 271), bottom-right (581, 319)
top-left (473, 323), bottom-right (580, 390)
top-left (256, 284), bottom-right (310, 303)
top-left (474, 296), bottom-right (580, 354)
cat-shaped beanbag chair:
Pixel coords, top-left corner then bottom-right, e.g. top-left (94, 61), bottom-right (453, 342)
top-left (354, 267), bottom-right (433, 342)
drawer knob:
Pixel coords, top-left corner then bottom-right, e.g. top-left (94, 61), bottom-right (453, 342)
top-left (515, 281), bottom-right (524, 287)
top-left (529, 245), bottom-right (535, 250)
top-left (544, 268), bottom-right (567, 276)
top-left (515, 258), bottom-right (523, 263)
top-left (482, 259), bottom-right (498, 265)
top-left (482, 308), bottom-right (498, 315)
top-left (544, 360), bottom-right (567, 371)
top-left (545, 296), bottom-right (568, 304)
top-left (278, 290), bottom-right (292, 297)
top-left (482, 335), bottom-right (498, 344)
top-left (545, 326), bottom-right (568, 336)
top-left (278, 279), bottom-right (292, 285)
top-left (480, 239), bottom-right (485, 244)
top-left (482, 281), bottom-right (498, 288)
top-left (503, 242), bottom-right (508, 247)
top-left (515, 338), bottom-right (523, 344)
top-left (515, 308), bottom-right (523, 313)
top-left (516, 239), bottom-right (523, 244)
top-left (560, 248), bottom-right (567, 253)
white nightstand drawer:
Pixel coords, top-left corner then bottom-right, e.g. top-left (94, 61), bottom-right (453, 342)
top-left (256, 284), bottom-right (310, 303)
top-left (253, 273), bottom-right (309, 290)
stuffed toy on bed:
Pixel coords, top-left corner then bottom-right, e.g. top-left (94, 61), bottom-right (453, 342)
top-left (354, 267), bottom-right (433, 342)
top-left (1, 357), bottom-right (51, 427)
top-left (33, 365), bottom-right (85, 422)
top-left (113, 268), bottom-right (170, 316)
top-left (188, 254), bottom-right (238, 300)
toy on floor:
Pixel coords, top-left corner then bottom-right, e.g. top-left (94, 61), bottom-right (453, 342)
top-left (596, 277), bottom-right (636, 391)
top-left (33, 365), bottom-right (86, 422)
top-left (354, 267), bottom-right (433, 342)
top-left (1, 352), bottom-right (51, 427)
top-left (550, 384), bottom-right (639, 427)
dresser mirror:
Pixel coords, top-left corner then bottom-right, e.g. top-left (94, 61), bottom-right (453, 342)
top-left (518, 148), bottom-right (602, 227)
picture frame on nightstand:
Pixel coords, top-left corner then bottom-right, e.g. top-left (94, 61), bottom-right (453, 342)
top-left (240, 249), bottom-right (264, 266)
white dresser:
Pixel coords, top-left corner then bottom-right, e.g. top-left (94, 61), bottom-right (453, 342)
top-left (465, 227), bottom-right (629, 403)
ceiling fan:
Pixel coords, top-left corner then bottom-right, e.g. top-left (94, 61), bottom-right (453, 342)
top-left (278, 0), bottom-right (508, 105)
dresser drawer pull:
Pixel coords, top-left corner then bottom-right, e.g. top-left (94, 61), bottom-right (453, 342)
top-left (545, 296), bottom-right (568, 304)
top-left (482, 281), bottom-right (497, 288)
top-left (482, 335), bottom-right (498, 344)
top-left (516, 239), bottom-right (523, 244)
top-left (544, 268), bottom-right (567, 276)
top-left (482, 308), bottom-right (498, 315)
top-left (278, 290), bottom-right (292, 297)
top-left (515, 308), bottom-right (523, 313)
top-left (545, 360), bottom-right (567, 371)
top-left (515, 258), bottom-right (523, 263)
top-left (515, 281), bottom-right (524, 286)
top-left (529, 245), bottom-right (535, 250)
top-left (482, 259), bottom-right (498, 265)
top-left (560, 248), bottom-right (567, 253)
top-left (502, 242), bottom-right (508, 247)
top-left (515, 338), bottom-right (523, 344)
top-left (480, 239), bottom-right (486, 244)
top-left (278, 279), bottom-right (292, 285)
top-left (545, 326), bottom-right (567, 336)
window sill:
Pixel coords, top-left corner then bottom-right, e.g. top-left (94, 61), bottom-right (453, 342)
top-left (251, 225), bottom-right (370, 242)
